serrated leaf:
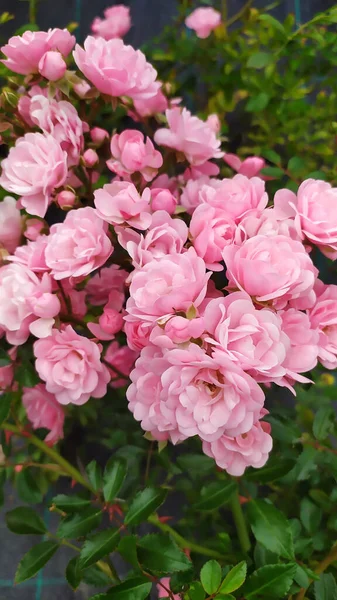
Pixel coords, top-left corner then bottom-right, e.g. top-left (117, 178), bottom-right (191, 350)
top-left (82, 564), bottom-right (111, 587)
top-left (200, 560), bottom-right (222, 594)
top-left (219, 561), bottom-right (247, 594)
top-left (16, 469), bottom-right (43, 504)
top-left (247, 52), bottom-right (273, 69)
top-left (96, 576), bottom-right (152, 600)
top-left (247, 500), bottom-right (294, 560)
top-left (194, 481), bottom-right (236, 511)
top-left (246, 93), bottom-right (270, 112)
top-left (66, 556), bottom-right (82, 590)
top-left (137, 534), bottom-right (191, 575)
top-left (313, 407), bottom-right (334, 441)
top-left (242, 563), bottom-right (297, 598)
top-left (314, 573), bottom-right (337, 599)
top-left (57, 507), bottom-right (102, 539)
top-left (51, 494), bottom-right (91, 512)
top-left (300, 498), bottom-right (322, 535)
top-left (170, 567), bottom-right (195, 593)
top-left (188, 581), bottom-right (206, 600)
top-left (245, 459), bottom-right (295, 482)
top-left (103, 458), bottom-right (127, 503)
top-left (118, 535), bottom-right (139, 569)
top-left (6, 507), bottom-right (46, 535)
top-left (86, 461), bottom-right (103, 491)
top-left (79, 529), bottom-right (120, 570)
top-left (125, 487), bottom-right (167, 526)
top-left (15, 541), bottom-right (59, 584)
top-left (0, 392), bottom-right (12, 426)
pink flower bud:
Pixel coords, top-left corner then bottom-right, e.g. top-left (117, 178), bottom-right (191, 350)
top-left (33, 293), bottom-right (61, 319)
top-left (24, 218), bottom-right (45, 241)
top-left (73, 79), bottom-right (91, 98)
top-left (151, 188), bottom-right (177, 214)
top-left (57, 190), bottom-right (76, 209)
top-left (99, 308), bottom-right (124, 335)
top-left (83, 148), bottom-right (99, 168)
top-left (91, 127), bottom-right (109, 144)
top-left (38, 51), bottom-right (67, 81)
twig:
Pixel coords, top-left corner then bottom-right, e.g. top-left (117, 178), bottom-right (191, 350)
top-left (225, 0), bottom-right (253, 28)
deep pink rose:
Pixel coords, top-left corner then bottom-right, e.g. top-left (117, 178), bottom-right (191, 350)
top-left (91, 4), bottom-right (131, 40)
top-left (34, 325), bottom-right (110, 405)
top-left (107, 130), bottom-right (163, 182)
top-left (104, 341), bottom-right (138, 388)
top-left (22, 384), bottom-right (64, 445)
top-left (86, 265), bottom-right (128, 306)
top-left (308, 281), bottom-right (337, 369)
top-left (185, 7), bottom-right (221, 38)
top-left (94, 181), bottom-right (152, 229)
top-left (0, 132), bottom-right (68, 218)
top-left (223, 153), bottom-right (266, 178)
top-left (0, 197), bottom-right (22, 254)
top-left (223, 235), bottom-right (317, 309)
top-left (154, 108), bottom-right (223, 166)
top-left (189, 203), bottom-right (236, 271)
top-left (45, 207), bottom-right (112, 280)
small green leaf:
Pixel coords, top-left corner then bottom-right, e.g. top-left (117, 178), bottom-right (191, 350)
top-left (118, 535), bottom-right (140, 569)
top-left (79, 529), bottom-right (120, 570)
top-left (16, 469), bottom-right (43, 504)
top-left (194, 481), bottom-right (236, 511)
top-left (219, 561), bottom-right (247, 594)
top-left (0, 393), bottom-right (12, 426)
top-left (300, 498), bottom-right (322, 535)
top-left (247, 500), bottom-right (294, 560)
top-left (98, 576), bottom-right (152, 600)
top-left (82, 564), bottom-right (111, 587)
top-left (260, 149), bottom-right (281, 165)
top-left (188, 581), bottom-right (206, 600)
top-left (258, 14), bottom-right (286, 34)
top-left (15, 361), bottom-right (39, 387)
top-left (66, 556), bottom-right (82, 590)
top-left (170, 567), bottom-right (195, 593)
top-left (15, 541), bottom-right (59, 584)
top-left (14, 23), bottom-right (40, 35)
top-left (314, 573), bottom-right (337, 599)
top-left (57, 507), bottom-right (102, 539)
top-left (247, 52), bottom-right (273, 69)
top-left (177, 454), bottom-right (214, 478)
top-left (6, 507), bottom-right (46, 535)
top-left (313, 407), bottom-right (334, 441)
top-left (86, 461), bottom-right (103, 492)
top-left (245, 459), bottom-right (295, 482)
top-left (260, 166), bottom-right (284, 178)
top-left (52, 494), bottom-right (91, 513)
top-left (246, 93), bottom-right (270, 112)
top-left (306, 171), bottom-right (326, 180)
top-left (137, 534), bottom-right (191, 575)
top-left (242, 563), bottom-right (297, 599)
top-left (287, 156), bottom-right (306, 173)
top-left (200, 560), bottom-right (222, 594)
top-left (125, 487), bottom-right (167, 526)
top-left (103, 458), bottom-right (127, 503)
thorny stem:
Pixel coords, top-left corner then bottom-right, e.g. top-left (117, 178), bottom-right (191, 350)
top-left (295, 542), bottom-right (337, 600)
top-left (230, 488), bottom-right (251, 554)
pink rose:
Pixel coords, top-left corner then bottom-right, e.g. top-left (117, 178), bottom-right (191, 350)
top-left (24, 219), bottom-right (45, 242)
top-left (86, 265), bottom-right (128, 306)
top-left (124, 320), bottom-right (152, 352)
top-left (223, 154), bottom-right (266, 178)
top-left (151, 188), bottom-right (177, 214)
top-left (0, 132), bottom-right (68, 218)
top-left (133, 87), bottom-right (168, 117)
top-left (0, 197), bottom-right (22, 254)
top-left (280, 308), bottom-right (319, 376)
top-left (154, 108), bottom-right (223, 166)
top-left (1, 28), bottom-right (75, 75)
top-left (125, 248), bottom-right (210, 323)
top-left (59, 279), bottom-right (87, 319)
top-left (189, 203), bottom-right (236, 271)
top-left (91, 4), bottom-right (131, 40)
top-left (83, 149), bottom-right (99, 168)
top-left (94, 181), bottom-right (152, 230)
top-left (180, 176), bottom-right (221, 213)
top-left (207, 175), bottom-right (268, 223)
top-left (45, 207), bottom-right (112, 280)
top-left (0, 264), bottom-right (60, 344)
top-left (185, 7), bottom-right (221, 39)
top-left (91, 127), bottom-right (109, 144)
top-left (150, 315), bottom-right (205, 349)
top-left (235, 207), bottom-right (300, 245)
top-left (107, 130), bottom-right (163, 182)
top-left (206, 113), bottom-right (221, 134)
top-left (104, 341), bottom-right (138, 388)
top-left (0, 348), bottom-right (16, 391)
top-left (223, 235), bottom-right (317, 309)
top-left (38, 50), bottom-right (66, 81)
top-left (308, 282), bottom-right (337, 369)
top-left (275, 179), bottom-right (337, 259)
top-left (10, 236), bottom-right (49, 272)
top-left (34, 325), bottom-right (110, 405)
top-left (22, 384), bottom-right (64, 445)
top-left (57, 190), bottom-right (77, 209)
top-left (73, 36), bottom-right (160, 101)
top-left (203, 417), bottom-right (272, 475)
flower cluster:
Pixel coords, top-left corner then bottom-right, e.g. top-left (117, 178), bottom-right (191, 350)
top-left (0, 5), bottom-right (336, 476)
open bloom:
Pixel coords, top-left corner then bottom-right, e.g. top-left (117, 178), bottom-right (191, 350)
top-left (223, 154), bottom-right (266, 178)
top-left (0, 133), bottom-right (68, 218)
top-left (189, 203), bottom-right (236, 270)
top-left (154, 108), bottom-right (223, 166)
top-left (22, 384), bottom-right (64, 445)
top-left (0, 197), bottom-right (22, 254)
top-left (91, 4), bottom-right (131, 39)
top-left (34, 325), bottom-right (110, 405)
top-left (308, 281), bottom-right (337, 369)
top-left (86, 265), bottom-right (128, 306)
top-left (94, 181), bottom-right (152, 229)
top-left (185, 7), bottom-right (221, 39)
top-left (207, 175), bottom-right (268, 223)
top-left (280, 308), bottom-right (319, 377)
top-left (107, 130), bottom-right (163, 182)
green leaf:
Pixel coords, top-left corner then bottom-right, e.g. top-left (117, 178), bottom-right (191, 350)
top-left (79, 529), bottom-right (120, 570)
top-left (200, 560), bottom-right (222, 594)
top-left (103, 458), bottom-right (127, 503)
top-left (188, 581), bottom-right (206, 600)
top-left (82, 564), bottom-right (111, 587)
top-left (287, 156), bottom-right (306, 173)
top-left (15, 541), bottom-right (59, 584)
top-left (260, 149), bottom-right (281, 165)
top-left (137, 534), bottom-right (191, 575)
top-left (194, 481), bottom-right (236, 511)
top-left (247, 500), bottom-right (294, 560)
top-left (0, 393), bottom-right (12, 427)
top-left (86, 461), bottom-right (103, 491)
top-left (314, 573), bottom-right (337, 599)
top-left (125, 487), bottom-right (167, 526)
top-left (306, 171), bottom-right (326, 180)
top-left (300, 498), bottom-right (322, 535)
top-left (15, 361), bottom-right (39, 387)
top-left (258, 14), bottom-right (286, 34)
top-left (51, 494), bottom-right (91, 513)
top-left (97, 576), bottom-right (152, 600)
top-left (66, 556), bottom-right (82, 590)
top-left (260, 166), bottom-right (284, 178)
top-left (118, 535), bottom-right (140, 569)
top-left (14, 23), bottom-right (40, 35)
top-left (170, 567), bottom-right (195, 593)
top-left (6, 507), bottom-right (46, 535)
top-left (245, 459), bottom-right (295, 482)
top-left (247, 52), bottom-right (273, 69)
top-left (242, 563), bottom-right (297, 599)
top-left (219, 561), bottom-right (247, 594)
top-left (177, 454), bottom-right (214, 478)
top-left (57, 507), bottom-right (102, 539)
top-left (16, 469), bottom-right (43, 504)
top-left (0, 348), bottom-right (11, 366)
top-left (313, 407), bottom-right (334, 441)
top-left (246, 93), bottom-right (270, 112)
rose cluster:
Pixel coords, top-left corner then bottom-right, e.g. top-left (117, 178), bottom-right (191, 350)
top-left (0, 6), bottom-right (336, 475)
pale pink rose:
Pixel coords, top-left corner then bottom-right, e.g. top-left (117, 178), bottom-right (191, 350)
top-left (107, 130), bottom-right (163, 182)
top-left (0, 197), bottom-right (22, 254)
top-left (223, 154), bottom-right (266, 178)
top-left (22, 384), bottom-right (64, 445)
top-left (34, 325), bottom-right (110, 405)
top-left (104, 341), bottom-right (138, 388)
top-left (203, 418), bottom-right (272, 475)
top-left (280, 308), bottom-right (319, 377)
top-left (185, 7), bottom-right (221, 38)
top-left (180, 177), bottom-right (222, 213)
top-left (133, 87), bottom-right (168, 117)
top-left (91, 4), bottom-right (131, 40)
top-left (0, 348), bottom-right (16, 390)
top-left (157, 578), bottom-right (180, 600)
top-left (204, 292), bottom-right (290, 383)
top-left (45, 207), bottom-right (112, 280)
top-left (73, 79), bottom-right (91, 98)
top-left (125, 248), bottom-right (210, 323)
top-left (152, 174), bottom-right (180, 196)
top-left (206, 113), bottom-right (221, 134)
top-left (308, 281), bottom-right (337, 369)
top-left (223, 235), bottom-right (317, 310)
top-left (207, 175), bottom-right (268, 223)
top-left (38, 50), bottom-right (66, 80)
top-left (17, 85), bottom-right (49, 127)
top-left (235, 207), bottom-right (300, 245)
top-left (24, 219), bottom-right (45, 241)
top-left (189, 204), bottom-right (236, 271)
top-left (127, 343), bottom-right (265, 443)
top-left (73, 36), bottom-right (160, 101)
top-left (116, 211), bottom-right (188, 270)
top-left (275, 179), bottom-right (337, 259)
top-left (86, 265), bottom-right (128, 306)
top-left (0, 133), bottom-right (68, 218)
top-left (0, 264), bottom-right (60, 345)
top-left (94, 181), bottom-right (152, 229)
top-left (184, 161), bottom-right (220, 180)
top-left (154, 108), bottom-right (223, 166)
top-left (151, 188), bottom-right (177, 214)
top-left (10, 235), bottom-right (49, 272)
top-left (28, 95), bottom-right (85, 167)
top-left (1, 29), bottom-right (75, 75)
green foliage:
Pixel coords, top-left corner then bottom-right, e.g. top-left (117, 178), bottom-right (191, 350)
top-left (125, 487), bottom-right (167, 526)
top-left (103, 457), bottom-right (127, 503)
top-left (6, 506), bottom-right (46, 534)
top-left (200, 560), bottom-right (222, 594)
top-left (15, 541), bottom-right (59, 584)
top-left (79, 529), bottom-right (120, 569)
